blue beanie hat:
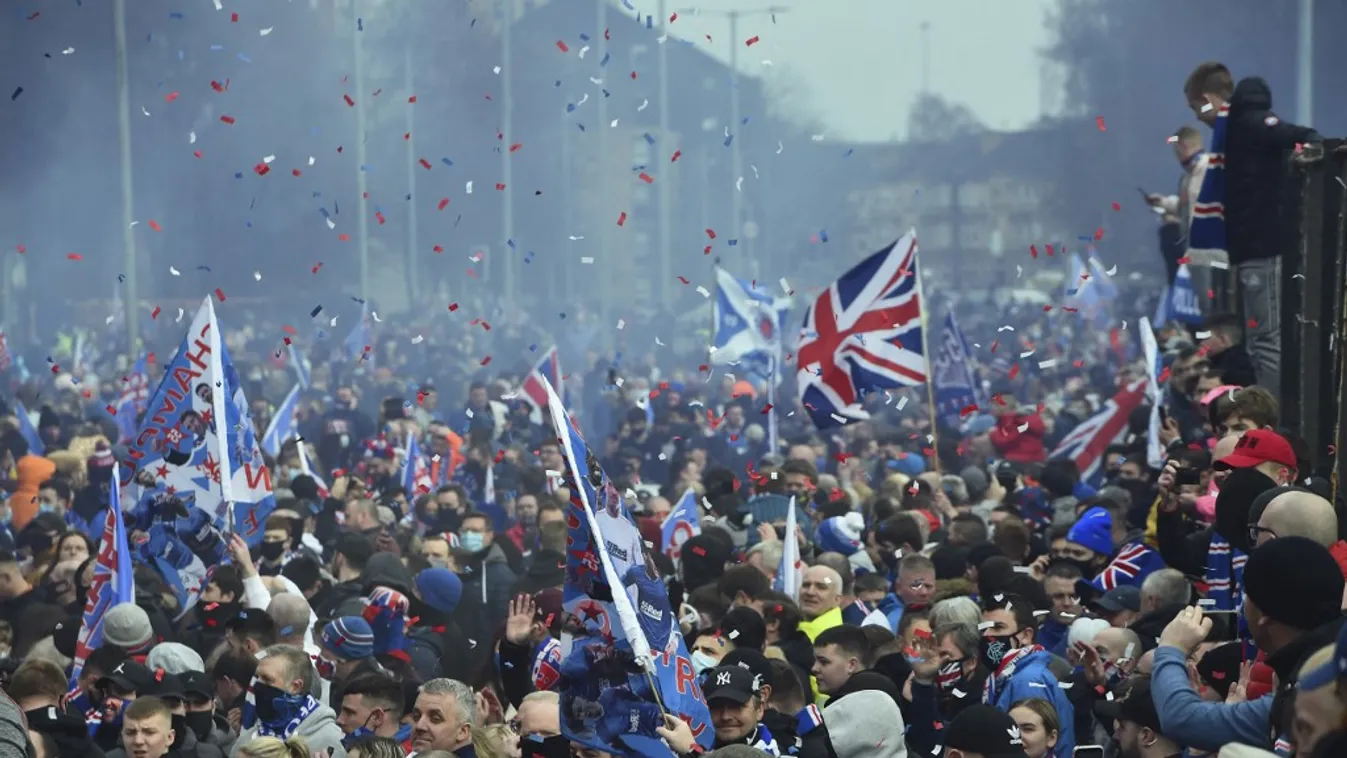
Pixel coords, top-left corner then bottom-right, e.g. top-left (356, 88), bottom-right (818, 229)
top-left (1067, 506), bottom-right (1114, 556)
top-left (320, 616), bottom-right (375, 660)
top-left (815, 513), bottom-right (865, 557)
top-left (416, 567), bottom-right (464, 614)
top-left (887, 452), bottom-right (926, 477)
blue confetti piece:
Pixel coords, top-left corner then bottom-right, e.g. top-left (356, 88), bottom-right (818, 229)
top-left (643, 132), bottom-right (655, 145)
top-left (440, 158), bottom-right (454, 167)
top-left (234, 172), bottom-right (244, 179)
top-left (351, 296), bottom-right (366, 304)
top-left (169, 12), bottom-right (183, 19)
top-left (820, 229), bottom-right (829, 242)
top-left (118, 274), bottom-right (126, 283)
top-left (146, 33), bottom-right (152, 43)
top-left (728, 239), bottom-right (738, 246)
top-left (357, 17), bottom-right (363, 31)
top-left (507, 239), bottom-right (516, 249)
top-left (601, 88), bottom-right (610, 98)
top-left (577, 123), bottom-right (586, 132)
top-left (555, 80), bottom-right (562, 87)
top-left (312, 191), bottom-right (322, 198)
top-left (246, 220), bottom-right (253, 227)
top-left (566, 103), bottom-right (576, 113)
top-left (529, 344), bottom-right (538, 352)
top-left (10, 87), bottom-right (21, 101)
top-left (237, 53), bottom-right (252, 63)
top-left (405, 193), bottom-right (412, 200)
top-left (311, 305), bottom-right (323, 318)
top-left (470, 18), bottom-right (476, 27)
top-left (210, 44), bottom-right (224, 51)
top-left (724, 134), bottom-right (734, 147)
top-left (622, 0), bottom-right (635, 9)
top-left (523, 252), bottom-right (535, 264)
top-left (742, 116), bottom-right (750, 126)
top-left (197, 265), bottom-right (212, 272)
top-left (334, 201), bottom-right (340, 215)
top-left (646, 15), bottom-right (653, 29)
top-left (1077, 235), bottom-right (1093, 242)
top-left (559, 313), bottom-right (566, 319)
top-left (580, 33), bottom-right (591, 41)
top-left (359, 164), bottom-right (372, 172)
top-left (844, 148), bottom-right (854, 157)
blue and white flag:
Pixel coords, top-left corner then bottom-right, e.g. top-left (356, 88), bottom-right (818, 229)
top-left (344, 303), bottom-right (373, 363)
top-left (115, 356), bottom-right (152, 445)
top-left (14, 400), bottom-right (44, 456)
top-left (70, 464), bottom-right (135, 687)
top-left (401, 432), bottom-right (432, 496)
top-left (287, 342), bottom-right (311, 389)
top-left (1089, 256), bottom-right (1119, 300)
top-left (660, 489), bottom-right (701, 560)
top-left (543, 377), bottom-right (714, 758)
top-left (261, 383), bottom-right (302, 457)
top-left (712, 268), bottom-right (790, 382)
top-left (1165, 264), bottom-right (1204, 325)
top-left (122, 296), bottom-right (276, 546)
top-left (773, 495), bottom-right (802, 601)
top-left (931, 312), bottom-right (985, 428)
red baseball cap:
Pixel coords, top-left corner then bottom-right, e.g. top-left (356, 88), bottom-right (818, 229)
top-left (1214, 429), bottom-right (1297, 471)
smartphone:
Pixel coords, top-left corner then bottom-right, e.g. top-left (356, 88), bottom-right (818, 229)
top-left (1074, 747), bottom-right (1106, 758)
top-left (1175, 467), bottom-right (1201, 487)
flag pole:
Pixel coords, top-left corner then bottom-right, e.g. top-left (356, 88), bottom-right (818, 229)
top-left (767, 350), bottom-right (778, 454)
top-left (912, 242), bottom-right (941, 474)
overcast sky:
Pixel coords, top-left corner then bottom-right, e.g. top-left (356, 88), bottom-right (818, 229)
top-left (664, 0), bottom-right (1058, 142)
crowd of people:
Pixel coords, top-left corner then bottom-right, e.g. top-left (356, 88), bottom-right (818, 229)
top-left (0, 59), bottom-right (1340, 758)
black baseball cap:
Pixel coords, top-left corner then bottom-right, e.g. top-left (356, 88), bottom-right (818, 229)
top-left (1089, 585), bottom-right (1142, 614)
top-left (97, 661), bottom-right (153, 695)
top-left (701, 664), bottom-right (765, 706)
top-left (146, 668), bottom-right (186, 701)
top-left (719, 649), bottom-right (774, 691)
top-left (179, 670), bottom-right (213, 700)
top-left (943, 704), bottom-right (1029, 758)
top-left (1096, 677), bottom-right (1161, 732)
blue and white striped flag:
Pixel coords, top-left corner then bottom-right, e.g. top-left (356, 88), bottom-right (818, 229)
top-left (261, 383), bottom-right (302, 457)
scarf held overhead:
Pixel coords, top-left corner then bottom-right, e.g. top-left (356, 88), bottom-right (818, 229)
top-left (1188, 105), bottom-right (1228, 260)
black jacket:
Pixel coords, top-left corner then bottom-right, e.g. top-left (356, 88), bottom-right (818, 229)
top-left (1223, 77), bottom-right (1322, 265)
top-left (1267, 616), bottom-right (1346, 747)
top-left (25, 705), bottom-right (108, 758)
top-left (1207, 344), bottom-right (1259, 388)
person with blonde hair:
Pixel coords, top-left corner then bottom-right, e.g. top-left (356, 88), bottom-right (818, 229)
top-left (236, 735), bottom-right (311, 758)
top-left (472, 724), bottom-right (519, 758)
top-left (343, 736), bottom-right (406, 758)
top-left (1008, 698), bottom-right (1061, 758)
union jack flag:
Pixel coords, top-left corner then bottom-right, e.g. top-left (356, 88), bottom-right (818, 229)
top-left (1090, 541), bottom-right (1166, 592)
top-left (796, 229), bottom-right (927, 429)
top-left (520, 345), bottom-right (563, 422)
top-left (1049, 380), bottom-right (1147, 487)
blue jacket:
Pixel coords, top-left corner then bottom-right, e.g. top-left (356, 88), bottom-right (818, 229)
top-left (1152, 646), bottom-right (1272, 751)
top-left (989, 649), bottom-right (1076, 757)
top-left (883, 596), bottom-right (909, 633)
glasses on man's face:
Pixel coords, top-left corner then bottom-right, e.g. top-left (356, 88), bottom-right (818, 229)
top-left (1248, 524), bottom-right (1277, 547)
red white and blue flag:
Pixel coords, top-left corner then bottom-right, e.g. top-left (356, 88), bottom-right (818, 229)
top-left (70, 463), bottom-right (135, 689)
top-left (797, 229), bottom-right (927, 429)
top-left (1090, 541), bottom-right (1166, 592)
top-left (1049, 380), bottom-right (1147, 487)
top-left (521, 345), bottom-right (563, 423)
top-left (401, 432), bottom-right (434, 496)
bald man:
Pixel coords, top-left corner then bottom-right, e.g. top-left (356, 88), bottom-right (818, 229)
top-left (797, 565), bottom-right (844, 641)
top-left (1252, 490), bottom-right (1338, 548)
top-left (1091, 627), bottom-right (1144, 678)
top-left (1291, 645), bottom-right (1344, 754)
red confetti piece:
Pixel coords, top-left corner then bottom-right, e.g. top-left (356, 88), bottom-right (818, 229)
top-left (745, 35), bottom-right (760, 46)
top-left (419, 158), bottom-right (432, 170)
top-left (617, 211), bottom-right (627, 226)
top-left (1207, 289), bottom-right (1215, 299)
top-left (165, 92), bottom-right (180, 103)
top-left (706, 229), bottom-right (717, 239)
top-left (66, 253), bottom-right (82, 261)
top-left (375, 211), bottom-right (386, 225)
top-left (604, 28), bottom-right (610, 40)
top-left (343, 94), bottom-right (355, 107)
top-left (630, 70), bottom-right (637, 80)
top-left (1096, 115), bottom-right (1107, 131)
top-left (703, 246), bottom-right (712, 255)
top-left (338, 233), bottom-right (350, 241)
top-left (254, 163), bottom-right (270, 176)
top-left (480, 356), bottom-right (492, 366)
top-left (50, 364), bottom-right (60, 374)
top-left (408, 95), bottom-right (417, 103)
top-left (27, 12), bottom-right (39, 20)
top-left (214, 288), bottom-right (226, 301)
top-left (671, 150), bottom-right (682, 162)
top-left (193, 151), bottom-right (203, 159)
top-left (1111, 201), bottom-right (1121, 211)
top-left (107, 404), bottom-right (117, 415)
top-left (148, 219), bottom-right (162, 232)
top-left (1094, 227), bottom-right (1105, 240)
top-left (211, 80), bottom-right (224, 92)
top-left (989, 340), bottom-right (999, 353)
top-left (1062, 306), bottom-right (1079, 313)
top-left (220, 115), bottom-right (236, 124)
top-left (311, 262), bottom-right (323, 274)
top-left (509, 143), bottom-right (522, 152)
top-left (495, 183), bottom-right (506, 190)
top-left (493, 449), bottom-right (506, 464)
top-left (437, 197), bottom-right (450, 210)
top-left (638, 172), bottom-right (654, 183)
top-left (677, 276), bottom-right (689, 284)
top-left (433, 245), bottom-right (444, 253)
top-left (556, 40), bottom-right (569, 52)
top-left (670, 12), bottom-right (678, 21)
top-left (151, 306), bottom-right (161, 319)
top-left (282, 325), bottom-right (297, 335)
top-left (230, 12), bottom-right (239, 22)
top-left (760, 403), bottom-right (774, 414)
top-left (959, 404), bottom-right (978, 417)
top-left (1046, 244), bottom-right (1055, 256)
top-left (1247, 318), bottom-right (1258, 329)
top-left (1030, 244), bottom-right (1038, 259)
top-left (15, 245), bottom-right (25, 254)
top-left (448, 303), bottom-right (459, 311)
top-left (699, 364), bottom-right (710, 372)
top-left (1008, 364), bottom-right (1021, 379)
top-left (1177, 256), bottom-right (1191, 265)
top-left (291, 169), bottom-right (302, 177)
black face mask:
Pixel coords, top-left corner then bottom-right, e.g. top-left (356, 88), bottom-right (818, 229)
top-left (520, 734), bottom-right (571, 758)
top-left (185, 711), bottom-right (214, 741)
top-left (979, 633), bottom-right (1017, 672)
top-left (259, 541), bottom-right (287, 562)
top-left (171, 714), bottom-right (189, 749)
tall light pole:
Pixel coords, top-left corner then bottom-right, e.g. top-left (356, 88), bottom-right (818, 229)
top-left (115, 0), bottom-right (139, 352)
top-left (1296, 0), bottom-right (1313, 125)
top-left (597, 0), bottom-right (611, 351)
top-left (657, 0), bottom-right (673, 311)
top-left (405, 49), bottom-right (420, 307)
top-left (679, 6), bottom-right (786, 272)
top-left (501, 1), bottom-right (516, 303)
top-left (920, 21), bottom-right (931, 94)
top-left (352, 2), bottom-right (371, 304)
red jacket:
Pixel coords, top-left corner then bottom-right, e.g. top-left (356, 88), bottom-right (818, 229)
top-left (988, 413), bottom-right (1047, 463)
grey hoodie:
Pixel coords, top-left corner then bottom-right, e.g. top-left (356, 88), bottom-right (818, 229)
top-left (229, 704), bottom-right (347, 758)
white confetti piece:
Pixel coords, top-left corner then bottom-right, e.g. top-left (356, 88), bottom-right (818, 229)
top-left (105, 315), bottom-right (114, 325)
top-left (371, 311), bottom-right (382, 323)
top-left (750, 165), bottom-right (759, 178)
top-left (998, 325), bottom-right (1016, 332)
top-left (1195, 330), bottom-right (1212, 340)
top-left (1016, 264), bottom-right (1023, 278)
top-left (580, 256), bottom-right (595, 264)
top-left (654, 336), bottom-right (664, 346)
top-left (326, 219), bottom-right (336, 230)
top-left (952, 688), bottom-right (967, 699)
top-left (735, 176), bottom-right (743, 191)
top-left (810, 134), bottom-right (825, 141)
top-left (776, 141), bottom-right (783, 154)
top-left (577, 93), bottom-right (589, 106)
top-left (897, 396), bottom-right (909, 411)
top-left (1201, 102), bottom-right (1214, 113)
top-left (212, 0), bottom-right (223, 10)
top-left (779, 277), bottom-right (792, 295)
top-left (578, 45), bottom-right (590, 59)
top-left (569, 235), bottom-right (586, 240)
top-left (493, 65), bottom-right (501, 74)
top-left (610, 119), bottom-right (620, 127)
top-left (1210, 259), bottom-right (1230, 270)
top-left (977, 621), bottom-right (995, 630)
top-left (411, 335), bottom-right (424, 344)
top-left (169, 266), bottom-right (181, 276)
top-left (1197, 598), bottom-right (1216, 606)
top-left (62, 47), bottom-right (75, 55)
top-left (329, 316), bottom-right (338, 327)
top-left (253, 270), bottom-right (262, 281)
top-left (1105, 264), bottom-right (1118, 275)
top-left (466, 181), bottom-right (473, 194)
top-left (259, 26), bottom-right (273, 36)
top-left (263, 154), bottom-right (276, 164)
top-left (637, 98), bottom-right (649, 111)
top-left (616, 319), bottom-right (625, 330)
top-left (142, 106), bottom-right (151, 116)
top-left (1037, 358), bottom-right (1059, 369)
top-left (695, 285), bottom-right (710, 298)
top-left (1019, 349), bottom-right (1035, 358)
top-left (1014, 566), bottom-right (1033, 574)
top-left (189, 131), bottom-right (197, 144)
top-left (1032, 609), bottom-right (1050, 616)
top-left (308, 156), bottom-right (315, 166)
top-left (176, 308), bottom-right (185, 322)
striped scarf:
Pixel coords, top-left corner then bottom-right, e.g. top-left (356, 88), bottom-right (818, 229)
top-left (1204, 531), bottom-right (1246, 610)
top-left (1188, 105), bottom-right (1229, 259)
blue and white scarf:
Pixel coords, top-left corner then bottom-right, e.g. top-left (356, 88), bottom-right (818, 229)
top-left (1204, 531), bottom-right (1246, 611)
top-left (256, 693), bottom-right (322, 740)
top-left (1188, 105), bottom-right (1228, 260)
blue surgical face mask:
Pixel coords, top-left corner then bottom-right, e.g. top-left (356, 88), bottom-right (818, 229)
top-left (460, 531), bottom-right (485, 552)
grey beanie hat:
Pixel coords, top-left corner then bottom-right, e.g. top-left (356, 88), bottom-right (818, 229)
top-left (102, 603), bottom-right (154, 649)
top-left (146, 642), bottom-right (205, 674)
